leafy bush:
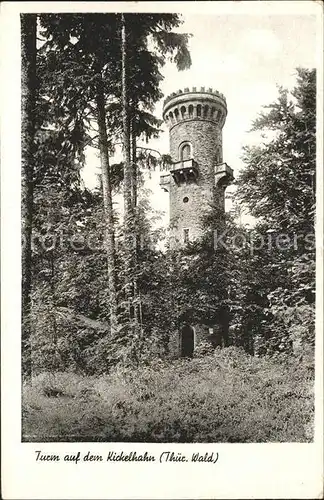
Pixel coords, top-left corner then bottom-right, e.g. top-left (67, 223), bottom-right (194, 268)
top-left (22, 347), bottom-right (314, 443)
top-left (193, 340), bottom-right (215, 358)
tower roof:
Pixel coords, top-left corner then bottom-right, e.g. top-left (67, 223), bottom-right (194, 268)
top-left (163, 86), bottom-right (227, 128)
top-left (163, 86), bottom-right (226, 108)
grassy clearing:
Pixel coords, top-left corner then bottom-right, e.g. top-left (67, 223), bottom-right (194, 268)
top-left (22, 347), bottom-right (314, 443)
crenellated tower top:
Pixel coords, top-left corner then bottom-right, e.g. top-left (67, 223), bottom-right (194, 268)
top-left (163, 86), bottom-right (227, 129)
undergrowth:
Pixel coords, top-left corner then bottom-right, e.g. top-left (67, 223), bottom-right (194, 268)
top-left (22, 347), bottom-right (314, 442)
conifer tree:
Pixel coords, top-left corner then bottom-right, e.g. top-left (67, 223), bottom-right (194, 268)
top-left (21, 13), bottom-right (37, 379)
top-left (236, 68), bottom-right (316, 354)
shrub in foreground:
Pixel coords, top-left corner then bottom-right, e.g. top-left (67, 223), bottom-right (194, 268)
top-left (22, 347), bottom-right (314, 442)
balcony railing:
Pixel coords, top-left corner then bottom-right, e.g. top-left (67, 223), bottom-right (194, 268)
top-left (214, 162), bottom-right (234, 187)
top-left (171, 158), bottom-right (196, 171)
top-left (160, 174), bottom-right (170, 192)
top-left (170, 158), bottom-right (198, 185)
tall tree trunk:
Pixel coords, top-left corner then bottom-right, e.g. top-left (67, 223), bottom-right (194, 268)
top-left (49, 251), bottom-right (59, 371)
top-left (21, 14), bottom-right (37, 380)
top-left (50, 251), bottom-right (57, 347)
top-left (95, 78), bottom-right (119, 335)
top-left (130, 123), bottom-right (143, 335)
top-left (130, 120), bottom-right (137, 209)
top-left (121, 13), bottom-right (136, 327)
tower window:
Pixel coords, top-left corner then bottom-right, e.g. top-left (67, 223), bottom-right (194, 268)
top-left (179, 142), bottom-right (191, 160)
top-left (183, 196), bottom-right (189, 203)
top-left (183, 228), bottom-right (189, 243)
top-left (216, 147), bottom-right (221, 164)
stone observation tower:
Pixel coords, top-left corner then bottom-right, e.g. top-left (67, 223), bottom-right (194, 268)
top-left (160, 87), bottom-right (234, 357)
top-left (160, 86), bottom-right (233, 249)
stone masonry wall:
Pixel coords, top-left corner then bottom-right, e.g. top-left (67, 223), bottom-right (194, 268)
top-left (163, 88), bottom-right (230, 356)
top-left (169, 119), bottom-right (223, 246)
top-left (168, 323), bottom-right (223, 358)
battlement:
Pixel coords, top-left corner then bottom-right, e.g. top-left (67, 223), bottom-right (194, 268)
top-left (163, 86), bottom-right (226, 106)
top-left (163, 86), bottom-right (227, 129)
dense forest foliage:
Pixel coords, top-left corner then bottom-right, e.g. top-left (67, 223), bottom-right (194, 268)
top-left (21, 13), bottom-right (316, 442)
top-left (21, 13), bottom-right (316, 376)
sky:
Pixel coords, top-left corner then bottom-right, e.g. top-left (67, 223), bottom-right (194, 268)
top-left (81, 11), bottom-right (318, 227)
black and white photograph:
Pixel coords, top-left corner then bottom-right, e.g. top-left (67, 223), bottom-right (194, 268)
top-left (1, 1), bottom-right (323, 498)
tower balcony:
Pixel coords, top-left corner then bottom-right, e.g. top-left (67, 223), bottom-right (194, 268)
top-left (160, 173), bottom-right (171, 192)
top-left (170, 159), bottom-right (199, 185)
top-left (214, 162), bottom-right (234, 188)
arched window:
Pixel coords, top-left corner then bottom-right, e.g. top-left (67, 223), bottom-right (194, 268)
top-left (179, 142), bottom-right (192, 160)
top-left (197, 104), bottom-right (201, 117)
top-left (180, 106), bottom-right (186, 119)
top-left (188, 104), bottom-right (193, 118)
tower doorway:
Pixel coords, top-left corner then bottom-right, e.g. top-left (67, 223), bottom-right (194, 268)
top-left (180, 325), bottom-right (195, 358)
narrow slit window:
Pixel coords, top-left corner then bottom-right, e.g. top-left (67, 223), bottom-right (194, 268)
top-left (183, 228), bottom-right (189, 243)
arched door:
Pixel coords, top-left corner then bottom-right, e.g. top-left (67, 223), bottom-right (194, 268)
top-left (180, 325), bottom-right (195, 358)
